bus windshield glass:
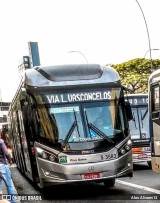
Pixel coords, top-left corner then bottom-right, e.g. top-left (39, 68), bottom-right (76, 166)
top-left (129, 107), bottom-right (149, 139)
top-left (32, 87), bottom-right (128, 143)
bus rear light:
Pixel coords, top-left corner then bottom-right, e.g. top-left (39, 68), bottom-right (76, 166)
top-left (132, 147), bottom-right (142, 154)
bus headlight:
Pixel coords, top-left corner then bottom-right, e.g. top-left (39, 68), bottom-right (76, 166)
top-left (120, 149), bottom-right (126, 155)
top-left (42, 152), bottom-right (48, 159)
top-left (49, 154), bottom-right (56, 162)
top-left (125, 145), bottom-right (131, 151)
top-left (36, 147), bottom-right (58, 163)
top-left (119, 139), bottom-right (132, 156)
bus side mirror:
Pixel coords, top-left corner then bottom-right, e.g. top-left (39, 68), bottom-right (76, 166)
top-left (20, 88), bottom-right (28, 107)
top-left (125, 101), bottom-right (133, 121)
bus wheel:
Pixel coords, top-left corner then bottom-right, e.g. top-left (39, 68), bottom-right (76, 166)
top-left (103, 178), bottom-right (115, 187)
top-left (147, 161), bottom-right (151, 168)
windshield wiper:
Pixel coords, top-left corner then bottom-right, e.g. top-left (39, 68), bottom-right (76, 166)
top-left (132, 112), bottom-right (137, 129)
top-left (89, 123), bottom-right (114, 143)
top-left (84, 110), bottom-right (93, 138)
top-left (84, 110), bottom-right (114, 144)
top-left (63, 110), bottom-right (80, 146)
top-left (141, 108), bottom-right (148, 121)
top-left (140, 108), bottom-right (148, 129)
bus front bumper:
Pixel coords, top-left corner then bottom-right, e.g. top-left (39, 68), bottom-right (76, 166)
top-left (37, 151), bottom-right (133, 188)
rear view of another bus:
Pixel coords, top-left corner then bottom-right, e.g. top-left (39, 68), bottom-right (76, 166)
top-left (125, 94), bottom-right (151, 167)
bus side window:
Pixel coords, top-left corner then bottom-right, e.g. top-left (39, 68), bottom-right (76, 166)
top-left (151, 85), bottom-right (160, 119)
top-left (152, 86), bottom-right (160, 111)
top-left (35, 96), bottom-right (59, 143)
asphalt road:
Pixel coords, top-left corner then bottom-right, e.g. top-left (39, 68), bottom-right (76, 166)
top-left (10, 162), bottom-right (160, 203)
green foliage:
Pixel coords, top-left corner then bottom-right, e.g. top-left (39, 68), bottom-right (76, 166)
top-left (112, 58), bottom-right (160, 93)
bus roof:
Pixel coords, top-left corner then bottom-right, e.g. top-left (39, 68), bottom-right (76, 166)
top-left (24, 64), bottom-right (120, 89)
top-left (149, 68), bottom-right (160, 84)
top-left (125, 93), bottom-right (148, 98)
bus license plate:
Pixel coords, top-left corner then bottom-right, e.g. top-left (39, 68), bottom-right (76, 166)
top-left (83, 172), bottom-right (100, 179)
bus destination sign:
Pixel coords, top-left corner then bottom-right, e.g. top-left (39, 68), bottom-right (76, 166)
top-left (128, 97), bottom-right (148, 105)
top-left (45, 90), bottom-right (115, 104)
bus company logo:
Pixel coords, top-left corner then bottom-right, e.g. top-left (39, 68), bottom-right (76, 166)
top-left (81, 150), bottom-right (94, 154)
top-left (59, 155), bottom-right (67, 164)
top-left (88, 166), bottom-right (94, 172)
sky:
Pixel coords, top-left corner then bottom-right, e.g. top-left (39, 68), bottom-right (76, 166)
top-left (0, 0), bottom-right (160, 101)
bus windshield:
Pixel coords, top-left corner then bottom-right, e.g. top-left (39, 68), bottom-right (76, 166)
top-left (49, 101), bottom-right (126, 142)
top-left (32, 89), bottom-right (128, 144)
top-left (129, 107), bottom-right (149, 140)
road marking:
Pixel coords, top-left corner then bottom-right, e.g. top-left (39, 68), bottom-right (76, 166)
top-left (116, 180), bottom-right (160, 194)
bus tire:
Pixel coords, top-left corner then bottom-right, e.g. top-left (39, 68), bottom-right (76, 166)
top-left (103, 178), bottom-right (115, 187)
top-left (147, 161), bottom-right (151, 168)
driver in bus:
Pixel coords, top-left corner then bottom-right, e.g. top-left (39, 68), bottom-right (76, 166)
top-left (94, 117), bottom-right (104, 129)
top-left (87, 117), bottom-right (104, 139)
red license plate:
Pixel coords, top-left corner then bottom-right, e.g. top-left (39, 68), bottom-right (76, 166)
top-left (84, 172), bottom-right (100, 179)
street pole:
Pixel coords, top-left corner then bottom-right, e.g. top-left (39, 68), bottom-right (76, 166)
top-left (135, 0), bottom-right (153, 70)
top-left (68, 51), bottom-right (88, 63)
top-left (144, 49), bottom-right (160, 58)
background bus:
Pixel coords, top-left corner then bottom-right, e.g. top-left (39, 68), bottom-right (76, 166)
top-left (8, 64), bottom-right (133, 188)
top-left (149, 69), bottom-right (160, 174)
top-left (125, 94), bottom-right (151, 167)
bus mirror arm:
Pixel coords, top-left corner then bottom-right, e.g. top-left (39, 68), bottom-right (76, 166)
top-left (122, 85), bottom-right (132, 93)
top-left (125, 101), bottom-right (133, 121)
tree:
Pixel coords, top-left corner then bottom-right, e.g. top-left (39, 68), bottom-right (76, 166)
top-left (112, 58), bottom-right (160, 93)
